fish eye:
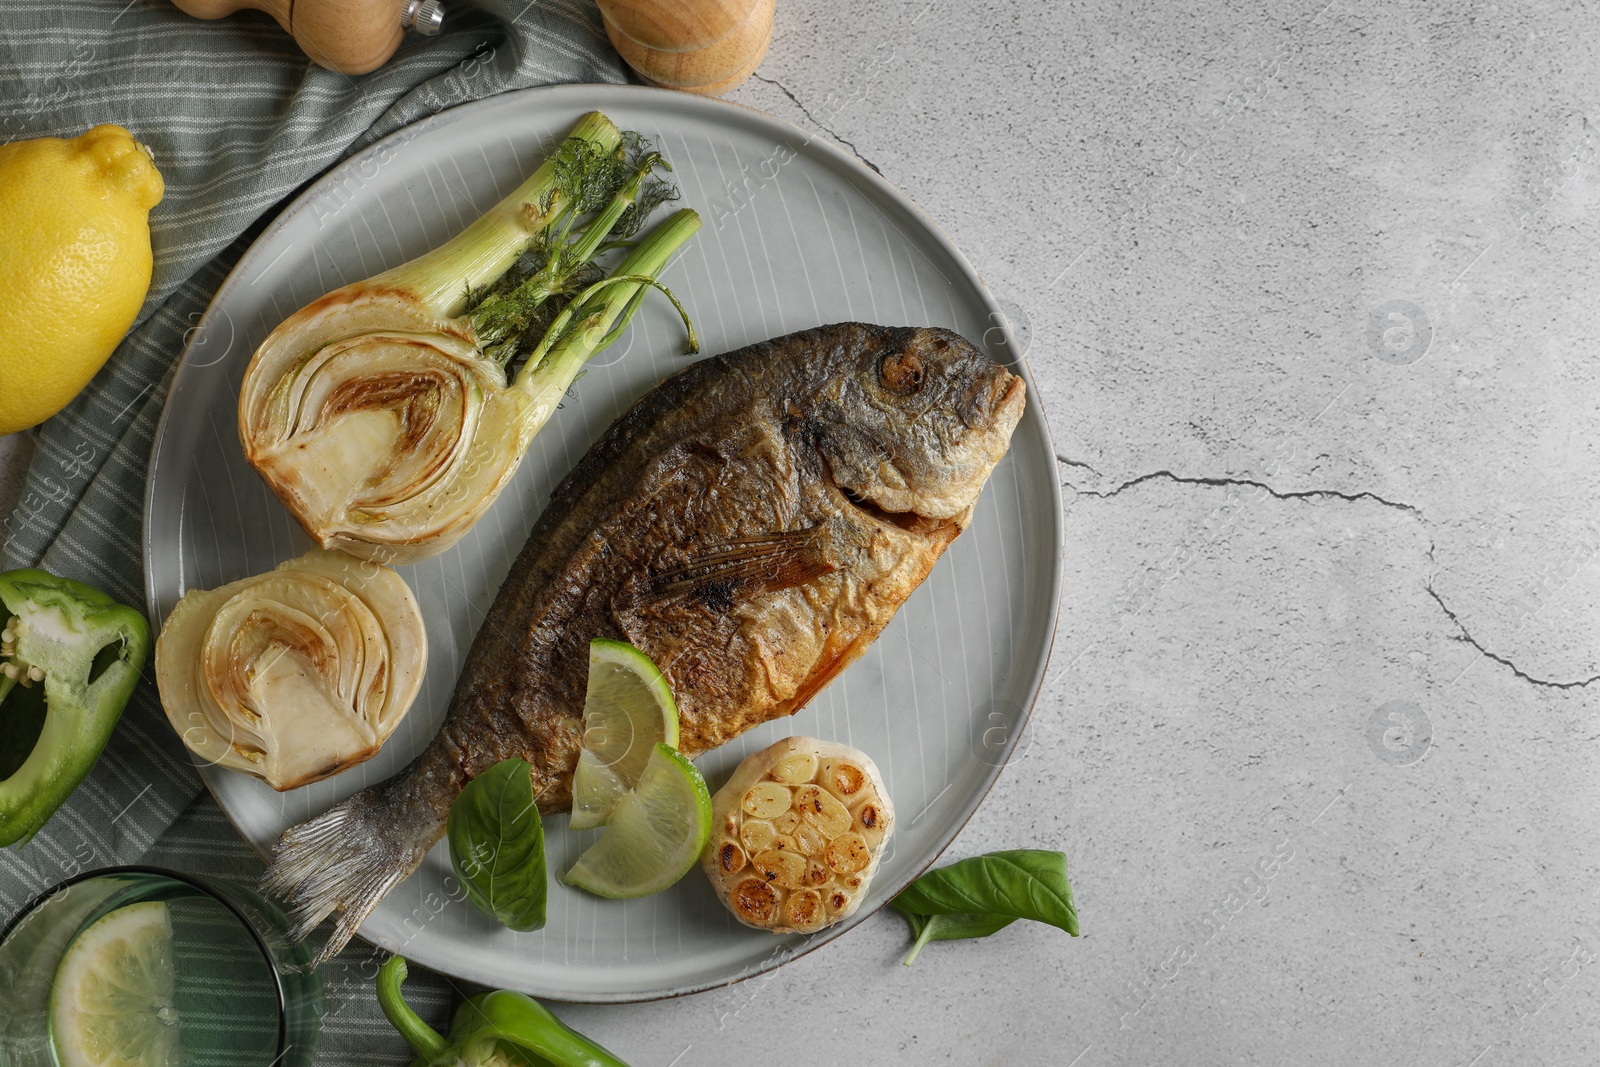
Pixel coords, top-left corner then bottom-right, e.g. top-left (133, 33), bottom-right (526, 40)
top-left (879, 351), bottom-right (924, 393)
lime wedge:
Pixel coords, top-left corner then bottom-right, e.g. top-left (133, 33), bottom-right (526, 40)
top-left (563, 742), bottom-right (712, 898)
top-left (50, 901), bottom-right (180, 1067)
top-left (568, 638), bottom-right (680, 831)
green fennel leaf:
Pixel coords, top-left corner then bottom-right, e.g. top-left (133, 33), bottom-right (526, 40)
top-left (466, 129), bottom-right (678, 373)
top-left (448, 758), bottom-right (548, 932)
top-left (612, 171), bottom-right (679, 242)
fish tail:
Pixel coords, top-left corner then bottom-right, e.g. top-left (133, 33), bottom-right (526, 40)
top-left (260, 777), bottom-right (446, 965)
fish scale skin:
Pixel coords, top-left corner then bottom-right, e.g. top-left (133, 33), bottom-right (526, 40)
top-left (262, 321), bottom-right (1024, 959)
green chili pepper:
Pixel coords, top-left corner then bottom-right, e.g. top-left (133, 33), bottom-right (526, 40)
top-left (0, 568), bottom-right (150, 847)
top-left (378, 956), bottom-right (631, 1067)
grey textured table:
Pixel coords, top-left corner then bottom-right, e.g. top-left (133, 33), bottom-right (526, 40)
top-left (6, 1), bottom-right (1600, 1064)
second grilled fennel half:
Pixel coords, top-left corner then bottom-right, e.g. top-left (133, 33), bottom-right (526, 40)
top-left (237, 110), bottom-right (698, 563)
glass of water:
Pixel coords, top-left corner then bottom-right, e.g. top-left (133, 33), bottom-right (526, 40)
top-left (0, 866), bottom-right (322, 1066)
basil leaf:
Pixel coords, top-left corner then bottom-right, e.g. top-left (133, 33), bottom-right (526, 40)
top-left (893, 849), bottom-right (1077, 934)
top-left (892, 908), bottom-right (1018, 966)
top-left (448, 758), bottom-right (547, 932)
top-left (890, 849), bottom-right (1078, 964)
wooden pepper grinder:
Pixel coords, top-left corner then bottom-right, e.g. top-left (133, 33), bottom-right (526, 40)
top-left (169, 0), bottom-right (444, 75)
top-left (595, 0), bottom-right (774, 96)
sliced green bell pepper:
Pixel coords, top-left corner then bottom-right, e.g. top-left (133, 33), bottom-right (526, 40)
top-left (378, 956), bottom-right (631, 1067)
top-left (0, 568), bottom-right (150, 847)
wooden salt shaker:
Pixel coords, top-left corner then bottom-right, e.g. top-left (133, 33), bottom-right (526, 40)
top-left (168, 0), bottom-right (443, 75)
top-left (595, 0), bottom-right (774, 96)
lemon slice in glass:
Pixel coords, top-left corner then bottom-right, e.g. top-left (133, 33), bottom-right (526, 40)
top-left (568, 638), bottom-right (680, 831)
top-left (563, 743), bottom-right (712, 898)
top-left (50, 900), bottom-right (180, 1067)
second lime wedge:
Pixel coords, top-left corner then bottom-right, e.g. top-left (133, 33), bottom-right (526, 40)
top-left (562, 742), bottom-right (712, 898)
top-left (569, 638), bottom-right (679, 831)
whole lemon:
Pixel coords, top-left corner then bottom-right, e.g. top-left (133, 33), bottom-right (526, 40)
top-left (0, 125), bottom-right (163, 435)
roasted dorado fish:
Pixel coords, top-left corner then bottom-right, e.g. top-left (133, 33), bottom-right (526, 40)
top-left (263, 322), bottom-right (1026, 960)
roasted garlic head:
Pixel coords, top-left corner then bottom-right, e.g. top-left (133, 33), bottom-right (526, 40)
top-left (702, 736), bottom-right (894, 934)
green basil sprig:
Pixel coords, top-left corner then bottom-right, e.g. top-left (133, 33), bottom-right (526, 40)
top-left (891, 849), bottom-right (1078, 965)
top-left (448, 758), bottom-right (548, 931)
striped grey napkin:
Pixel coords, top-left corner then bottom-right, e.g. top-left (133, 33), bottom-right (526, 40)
top-left (0, 0), bottom-right (623, 1059)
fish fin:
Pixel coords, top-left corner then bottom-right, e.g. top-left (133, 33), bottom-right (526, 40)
top-left (649, 528), bottom-right (837, 599)
top-left (785, 631), bottom-right (877, 711)
top-left (260, 782), bottom-right (443, 965)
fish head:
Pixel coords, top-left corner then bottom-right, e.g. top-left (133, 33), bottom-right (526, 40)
top-left (810, 326), bottom-right (1026, 528)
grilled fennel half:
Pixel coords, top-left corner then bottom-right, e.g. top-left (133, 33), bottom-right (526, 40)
top-left (238, 111), bottom-right (699, 563)
top-left (155, 550), bottom-right (426, 791)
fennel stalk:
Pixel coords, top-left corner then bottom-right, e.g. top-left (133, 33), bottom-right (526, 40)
top-left (238, 111), bottom-right (700, 563)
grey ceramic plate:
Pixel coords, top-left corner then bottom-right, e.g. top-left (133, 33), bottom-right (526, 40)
top-left (144, 83), bottom-right (1061, 1002)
